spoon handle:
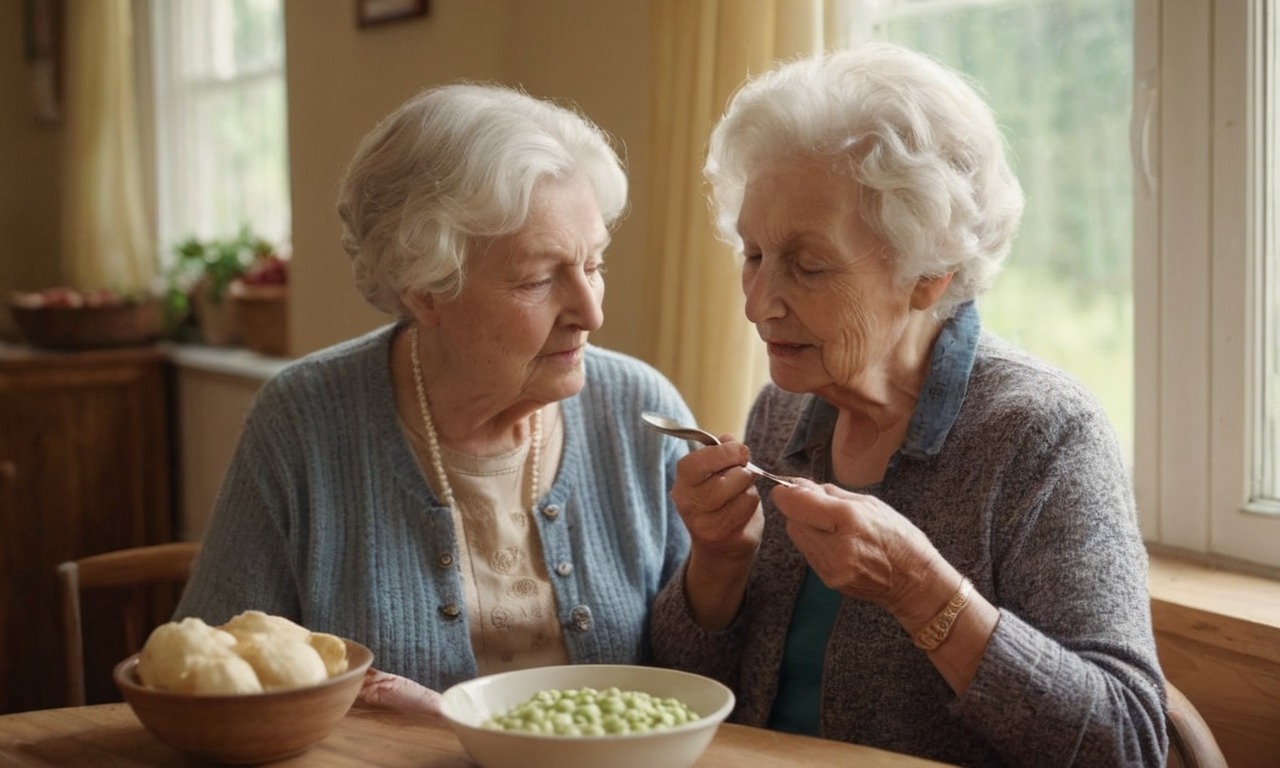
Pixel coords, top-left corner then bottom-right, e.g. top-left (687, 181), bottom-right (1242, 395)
top-left (745, 462), bottom-right (797, 487)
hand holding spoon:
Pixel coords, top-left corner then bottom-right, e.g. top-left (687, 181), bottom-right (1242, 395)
top-left (641, 412), bottom-right (797, 487)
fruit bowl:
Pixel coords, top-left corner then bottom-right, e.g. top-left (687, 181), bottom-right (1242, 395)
top-left (8, 289), bottom-right (164, 350)
top-left (440, 664), bottom-right (735, 768)
top-left (114, 639), bottom-right (373, 764)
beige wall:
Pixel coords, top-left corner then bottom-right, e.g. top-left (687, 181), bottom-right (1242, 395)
top-left (0, 0), bottom-right (656, 362)
top-left (499, 0), bottom-right (652, 359)
top-left (285, 0), bottom-right (654, 360)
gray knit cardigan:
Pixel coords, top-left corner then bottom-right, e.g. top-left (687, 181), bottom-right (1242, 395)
top-left (650, 332), bottom-right (1167, 767)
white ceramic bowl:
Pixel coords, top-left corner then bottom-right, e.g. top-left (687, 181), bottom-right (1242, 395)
top-left (440, 664), bottom-right (735, 768)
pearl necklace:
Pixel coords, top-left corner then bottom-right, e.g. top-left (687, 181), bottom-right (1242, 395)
top-left (409, 326), bottom-right (542, 514)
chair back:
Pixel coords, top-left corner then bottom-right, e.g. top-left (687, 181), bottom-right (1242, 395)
top-left (1165, 680), bottom-right (1228, 768)
top-left (57, 541), bottom-right (201, 706)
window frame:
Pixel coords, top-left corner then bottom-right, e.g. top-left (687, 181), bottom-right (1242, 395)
top-left (1135, 0), bottom-right (1280, 569)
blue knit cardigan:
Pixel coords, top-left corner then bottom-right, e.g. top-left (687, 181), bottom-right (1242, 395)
top-left (176, 324), bottom-right (693, 692)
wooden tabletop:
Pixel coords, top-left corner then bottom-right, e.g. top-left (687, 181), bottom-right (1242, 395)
top-left (0, 702), bottom-right (952, 767)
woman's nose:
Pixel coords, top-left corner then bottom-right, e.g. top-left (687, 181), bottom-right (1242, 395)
top-left (563, 270), bottom-right (604, 331)
top-left (742, 260), bottom-right (784, 323)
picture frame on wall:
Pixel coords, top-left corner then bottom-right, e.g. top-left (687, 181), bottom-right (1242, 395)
top-left (357, 0), bottom-right (429, 28)
top-left (23, 0), bottom-right (63, 123)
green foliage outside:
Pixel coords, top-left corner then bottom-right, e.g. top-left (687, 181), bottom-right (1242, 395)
top-left (876, 0), bottom-right (1135, 463)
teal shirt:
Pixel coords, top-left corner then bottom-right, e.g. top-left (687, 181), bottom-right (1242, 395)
top-left (766, 568), bottom-right (842, 734)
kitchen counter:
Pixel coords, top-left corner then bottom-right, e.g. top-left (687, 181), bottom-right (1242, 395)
top-left (164, 342), bottom-right (291, 380)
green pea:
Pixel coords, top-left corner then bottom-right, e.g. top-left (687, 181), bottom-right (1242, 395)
top-left (482, 686), bottom-right (700, 736)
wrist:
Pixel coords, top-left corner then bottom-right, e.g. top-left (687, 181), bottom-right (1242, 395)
top-left (884, 553), bottom-right (958, 629)
top-left (687, 544), bottom-right (756, 584)
top-left (910, 577), bottom-right (973, 651)
top-left (684, 547), bottom-right (756, 630)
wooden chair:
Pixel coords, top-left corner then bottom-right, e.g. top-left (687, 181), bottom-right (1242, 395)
top-left (57, 541), bottom-right (201, 706)
top-left (1165, 680), bottom-right (1228, 768)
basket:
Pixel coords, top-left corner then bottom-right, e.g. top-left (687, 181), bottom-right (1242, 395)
top-left (8, 300), bottom-right (165, 350)
top-left (191, 287), bottom-right (243, 347)
top-left (233, 285), bottom-right (288, 357)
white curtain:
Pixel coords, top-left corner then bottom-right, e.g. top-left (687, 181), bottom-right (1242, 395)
top-left (647, 0), bottom-right (845, 436)
top-left (60, 0), bottom-right (154, 292)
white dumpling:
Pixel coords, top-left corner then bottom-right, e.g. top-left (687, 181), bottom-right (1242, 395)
top-left (219, 610), bottom-right (310, 645)
top-left (308, 632), bottom-right (350, 677)
top-left (136, 617), bottom-right (238, 691)
top-left (235, 637), bottom-right (328, 690)
top-left (177, 653), bottom-right (264, 695)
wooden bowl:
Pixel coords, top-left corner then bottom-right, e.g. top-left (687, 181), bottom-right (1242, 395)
top-left (114, 639), bottom-right (373, 764)
top-left (8, 300), bottom-right (164, 350)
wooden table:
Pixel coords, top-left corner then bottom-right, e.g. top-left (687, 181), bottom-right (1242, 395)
top-left (0, 703), bottom-right (952, 766)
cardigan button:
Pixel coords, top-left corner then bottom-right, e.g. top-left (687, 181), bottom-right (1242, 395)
top-left (570, 605), bottom-right (592, 631)
top-left (437, 552), bottom-right (454, 568)
top-left (555, 562), bottom-right (573, 577)
top-left (541, 504), bottom-right (561, 520)
top-left (440, 603), bottom-right (461, 620)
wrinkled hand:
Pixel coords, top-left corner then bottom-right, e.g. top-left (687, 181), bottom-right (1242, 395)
top-left (772, 479), bottom-right (940, 613)
top-left (670, 437), bottom-right (764, 562)
top-left (357, 668), bottom-right (443, 718)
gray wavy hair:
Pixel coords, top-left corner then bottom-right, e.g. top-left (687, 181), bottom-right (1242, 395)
top-left (704, 42), bottom-right (1024, 319)
top-left (337, 82), bottom-right (628, 316)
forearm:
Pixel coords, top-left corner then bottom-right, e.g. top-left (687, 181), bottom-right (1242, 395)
top-left (885, 560), bottom-right (999, 695)
top-left (683, 546), bottom-right (756, 630)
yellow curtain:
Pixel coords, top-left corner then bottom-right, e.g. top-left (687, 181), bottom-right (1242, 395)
top-left (647, 0), bottom-right (842, 436)
top-left (61, 0), bottom-right (153, 292)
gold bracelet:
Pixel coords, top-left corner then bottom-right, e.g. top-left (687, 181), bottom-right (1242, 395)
top-left (911, 577), bottom-right (973, 651)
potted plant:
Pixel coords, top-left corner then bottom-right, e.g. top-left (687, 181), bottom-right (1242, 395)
top-left (165, 226), bottom-right (277, 346)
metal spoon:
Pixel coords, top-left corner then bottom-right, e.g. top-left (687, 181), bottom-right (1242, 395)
top-left (641, 412), bottom-right (797, 487)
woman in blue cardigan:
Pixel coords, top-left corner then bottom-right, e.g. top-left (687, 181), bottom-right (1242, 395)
top-left (176, 83), bottom-right (692, 713)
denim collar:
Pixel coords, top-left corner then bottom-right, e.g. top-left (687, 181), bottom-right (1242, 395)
top-left (782, 301), bottom-right (981, 484)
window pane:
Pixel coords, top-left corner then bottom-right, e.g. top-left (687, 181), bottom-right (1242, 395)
top-left (849, 0), bottom-right (1135, 462)
top-left (153, 0), bottom-right (290, 254)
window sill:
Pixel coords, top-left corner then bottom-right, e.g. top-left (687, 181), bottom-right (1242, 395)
top-left (1147, 549), bottom-right (1280, 665)
top-left (164, 341), bottom-right (290, 381)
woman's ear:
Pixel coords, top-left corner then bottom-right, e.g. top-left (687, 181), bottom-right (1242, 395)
top-left (402, 289), bottom-right (442, 328)
top-left (911, 272), bottom-right (954, 311)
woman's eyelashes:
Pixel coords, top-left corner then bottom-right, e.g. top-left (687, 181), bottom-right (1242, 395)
top-left (519, 260), bottom-right (607, 293)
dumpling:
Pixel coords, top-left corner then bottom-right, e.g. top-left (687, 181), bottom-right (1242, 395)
top-left (136, 617), bottom-right (238, 691)
top-left (234, 637), bottom-right (328, 690)
top-left (308, 632), bottom-right (350, 677)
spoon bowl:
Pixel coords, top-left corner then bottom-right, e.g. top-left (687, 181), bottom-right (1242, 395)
top-left (640, 412), bottom-right (721, 447)
top-left (641, 412), bottom-right (796, 487)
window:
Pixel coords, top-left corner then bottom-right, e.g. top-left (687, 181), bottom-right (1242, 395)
top-left (847, 0), bottom-right (1135, 459)
top-left (846, 0), bottom-right (1280, 571)
top-left (1159, 0), bottom-right (1279, 567)
top-left (149, 0), bottom-right (290, 257)
top-left (1263, 3), bottom-right (1280, 506)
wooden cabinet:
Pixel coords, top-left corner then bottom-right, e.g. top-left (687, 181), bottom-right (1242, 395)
top-left (0, 346), bottom-right (175, 713)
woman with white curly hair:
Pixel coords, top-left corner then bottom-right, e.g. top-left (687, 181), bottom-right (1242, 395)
top-left (650, 42), bottom-right (1166, 767)
top-left (176, 83), bottom-right (692, 713)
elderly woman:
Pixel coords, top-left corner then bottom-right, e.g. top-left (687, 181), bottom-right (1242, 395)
top-left (176, 83), bottom-right (692, 709)
top-left (650, 42), bottom-right (1166, 767)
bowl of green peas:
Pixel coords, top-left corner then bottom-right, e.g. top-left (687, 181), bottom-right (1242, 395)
top-left (440, 664), bottom-right (735, 768)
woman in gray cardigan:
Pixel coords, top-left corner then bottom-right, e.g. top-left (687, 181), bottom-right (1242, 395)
top-left (176, 83), bottom-right (691, 712)
top-left (650, 43), bottom-right (1165, 767)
